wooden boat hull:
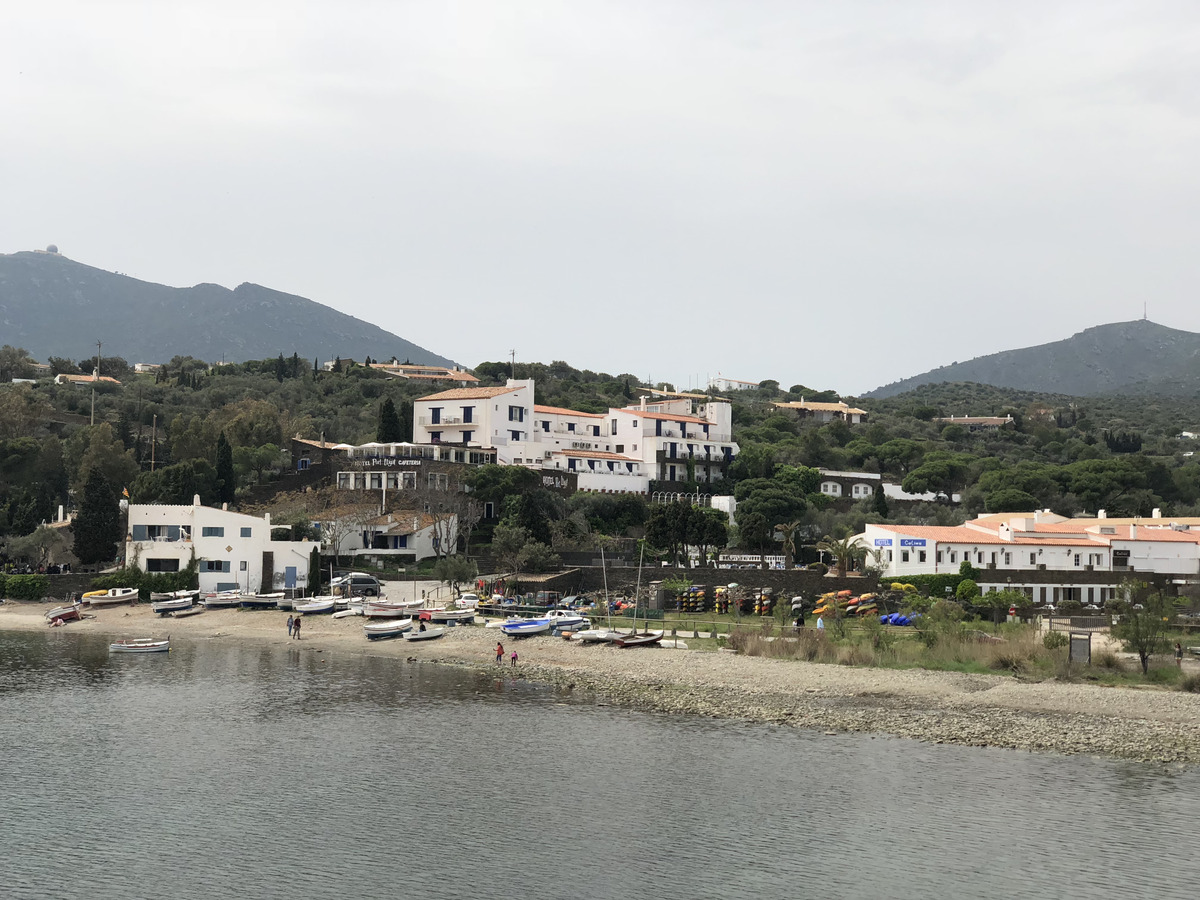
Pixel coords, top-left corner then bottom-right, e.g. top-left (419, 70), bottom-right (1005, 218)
top-left (403, 626), bottom-right (445, 641)
top-left (151, 598), bottom-right (194, 615)
top-left (615, 631), bottom-right (663, 648)
top-left (363, 600), bottom-right (422, 618)
top-left (202, 592), bottom-right (242, 608)
top-left (45, 604), bottom-right (82, 622)
top-left (421, 609), bottom-right (475, 623)
top-left (293, 598), bottom-right (335, 614)
top-left (85, 588), bottom-right (139, 606)
top-left (109, 639), bottom-right (170, 653)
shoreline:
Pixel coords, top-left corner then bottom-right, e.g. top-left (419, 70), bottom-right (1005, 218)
top-left (4, 601), bottom-right (1200, 764)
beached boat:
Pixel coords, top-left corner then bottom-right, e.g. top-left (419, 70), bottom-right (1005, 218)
top-left (403, 625), bottom-right (445, 642)
top-left (569, 628), bottom-right (623, 644)
top-left (169, 606), bottom-right (205, 618)
top-left (615, 630), bottom-right (664, 648)
top-left (83, 587), bottom-right (139, 606)
top-left (363, 598), bottom-right (423, 618)
top-left (363, 618), bottom-right (414, 640)
top-left (293, 597), bottom-right (335, 614)
top-left (485, 616), bottom-right (525, 629)
top-left (151, 596), bottom-right (195, 615)
top-left (499, 618), bottom-right (551, 637)
top-left (275, 596), bottom-right (295, 611)
top-left (109, 637), bottom-right (170, 653)
top-left (421, 608), bottom-right (475, 624)
top-left (45, 603), bottom-right (83, 623)
top-left (332, 607), bottom-right (364, 619)
top-left (150, 589), bottom-right (200, 602)
top-left (202, 590), bottom-right (242, 608)
top-left (239, 592), bottom-right (286, 610)
top-left (546, 610), bottom-right (588, 630)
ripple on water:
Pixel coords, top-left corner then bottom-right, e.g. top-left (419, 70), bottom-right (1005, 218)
top-left (0, 631), bottom-right (1196, 900)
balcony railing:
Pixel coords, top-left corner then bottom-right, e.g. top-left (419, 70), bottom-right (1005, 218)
top-left (418, 416), bottom-right (464, 426)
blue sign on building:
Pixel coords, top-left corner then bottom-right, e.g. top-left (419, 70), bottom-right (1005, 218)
top-left (873, 538), bottom-right (893, 547)
top-left (899, 538), bottom-right (927, 547)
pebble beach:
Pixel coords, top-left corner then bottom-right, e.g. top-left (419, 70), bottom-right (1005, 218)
top-left (5, 598), bottom-right (1200, 764)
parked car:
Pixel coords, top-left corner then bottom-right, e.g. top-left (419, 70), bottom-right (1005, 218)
top-left (331, 574), bottom-right (381, 597)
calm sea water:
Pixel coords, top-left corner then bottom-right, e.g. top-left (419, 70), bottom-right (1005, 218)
top-left (0, 630), bottom-right (1196, 900)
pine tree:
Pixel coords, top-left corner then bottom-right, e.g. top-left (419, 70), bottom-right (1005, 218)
top-left (216, 431), bottom-right (236, 504)
top-left (377, 398), bottom-right (403, 442)
top-left (73, 467), bottom-right (121, 568)
top-left (398, 400), bottom-right (414, 442)
top-left (275, 353), bottom-right (286, 383)
top-left (872, 483), bottom-right (889, 518)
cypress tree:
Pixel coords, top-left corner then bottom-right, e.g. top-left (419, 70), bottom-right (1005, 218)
top-left (872, 483), bottom-right (890, 518)
top-left (216, 432), bottom-right (236, 505)
top-left (73, 467), bottom-right (121, 568)
top-left (377, 398), bottom-right (403, 442)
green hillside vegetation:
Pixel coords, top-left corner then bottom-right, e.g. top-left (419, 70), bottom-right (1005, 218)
top-left (6, 345), bottom-right (1200, 570)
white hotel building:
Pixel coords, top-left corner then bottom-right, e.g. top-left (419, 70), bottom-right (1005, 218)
top-left (411, 380), bottom-right (738, 493)
top-left (861, 510), bottom-right (1200, 603)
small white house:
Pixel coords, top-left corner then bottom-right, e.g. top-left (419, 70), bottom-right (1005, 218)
top-left (126, 497), bottom-right (314, 593)
top-left (323, 510), bottom-right (457, 563)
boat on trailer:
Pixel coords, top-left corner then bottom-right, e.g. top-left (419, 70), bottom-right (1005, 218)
top-left (84, 588), bottom-right (139, 607)
top-left (109, 637), bottom-right (170, 653)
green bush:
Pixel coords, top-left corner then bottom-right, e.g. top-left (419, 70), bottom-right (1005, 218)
top-left (1146, 666), bottom-right (1179, 685)
top-left (0, 573), bottom-right (6, 597)
top-left (1179, 672), bottom-right (1200, 693)
top-left (91, 562), bottom-right (198, 599)
top-left (1043, 631), bottom-right (1069, 650)
top-left (3, 574), bottom-right (50, 601)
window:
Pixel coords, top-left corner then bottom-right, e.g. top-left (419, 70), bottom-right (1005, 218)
top-left (990, 552), bottom-right (996, 565)
top-left (201, 526), bottom-right (224, 538)
top-left (297, 458), bottom-right (310, 471)
top-left (397, 535), bottom-right (408, 548)
top-left (612, 418), bottom-right (618, 433)
top-left (615, 444), bottom-right (624, 454)
top-left (131, 525), bottom-right (148, 541)
top-left (567, 423), bottom-right (575, 432)
top-left (508, 405), bottom-right (524, 422)
top-left (240, 527), bottom-right (252, 538)
top-left (887, 550), bottom-right (893, 562)
top-left (240, 561), bottom-right (248, 571)
top-left (202, 560), bottom-right (231, 573)
top-left (430, 407), bottom-right (442, 425)
top-left (369, 473), bottom-right (382, 489)
top-left (401, 472), bottom-right (416, 489)
top-left (950, 551), bottom-right (957, 563)
top-left (542, 421), bottom-right (550, 432)
top-left (901, 550), bottom-right (910, 563)
top-left (462, 406), bottom-right (473, 423)
top-left (427, 473), bottom-right (448, 490)
top-left (976, 552), bottom-right (983, 564)
top-left (936, 551), bottom-right (943, 563)
top-left (146, 558), bottom-right (180, 572)
top-left (592, 425), bottom-right (600, 436)
top-left (1029, 553), bottom-right (1037, 565)
top-left (568, 459), bottom-right (577, 471)
top-left (918, 550), bottom-right (926, 563)
top-left (1004, 553), bottom-right (1012, 565)
top-left (337, 473), bottom-right (352, 489)
top-left (510, 430), bottom-right (521, 441)
top-left (429, 431), bottom-right (441, 442)
top-left (461, 431), bottom-right (473, 443)
top-left (1074, 554), bottom-right (1081, 567)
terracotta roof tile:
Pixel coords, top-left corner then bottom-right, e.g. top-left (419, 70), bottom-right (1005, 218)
top-left (533, 405), bottom-right (605, 418)
top-left (417, 386), bottom-right (521, 401)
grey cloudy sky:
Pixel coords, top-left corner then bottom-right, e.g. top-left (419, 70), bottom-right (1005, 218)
top-left (4, 1), bottom-right (1200, 395)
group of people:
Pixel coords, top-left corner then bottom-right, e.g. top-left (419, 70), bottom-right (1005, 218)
top-left (495, 642), bottom-right (517, 667)
top-left (286, 615), bottom-right (302, 639)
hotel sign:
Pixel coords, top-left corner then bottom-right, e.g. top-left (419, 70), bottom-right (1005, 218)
top-left (873, 538), bottom-right (893, 547)
top-left (899, 538), bottom-right (926, 547)
top-left (350, 456), bottom-right (423, 468)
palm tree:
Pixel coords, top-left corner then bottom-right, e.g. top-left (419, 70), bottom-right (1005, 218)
top-left (816, 534), bottom-right (867, 578)
top-left (774, 520), bottom-right (802, 569)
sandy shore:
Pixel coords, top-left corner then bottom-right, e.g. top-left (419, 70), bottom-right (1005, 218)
top-left (4, 599), bottom-right (1200, 764)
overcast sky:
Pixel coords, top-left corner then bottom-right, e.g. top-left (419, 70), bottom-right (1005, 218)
top-left (4, 1), bottom-right (1200, 395)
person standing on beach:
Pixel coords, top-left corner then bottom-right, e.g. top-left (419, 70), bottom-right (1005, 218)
top-left (495, 642), bottom-right (504, 664)
top-left (510, 649), bottom-right (518, 667)
top-left (816, 616), bottom-right (824, 632)
top-left (293, 615), bottom-right (302, 640)
top-left (287, 615), bottom-right (294, 638)
top-left (1176, 642), bottom-right (1184, 668)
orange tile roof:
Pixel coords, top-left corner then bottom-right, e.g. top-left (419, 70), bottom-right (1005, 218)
top-left (619, 409), bottom-right (710, 425)
top-left (1093, 526), bottom-right (1200, 542)
top-left (776, 401), bottom-right (867, 415)
top-left (533, 405), bottom-right (605, 418)
top-left (390, 372), bottom-right (480, 382)
top-left (56, 373), bottom-right (122, 385)
top-left (884, 526), bottom-right (1005, 543)
top-left (417, 386), bottom-right (521, 401)
top-left (560, 450), bottom-right (640, 461)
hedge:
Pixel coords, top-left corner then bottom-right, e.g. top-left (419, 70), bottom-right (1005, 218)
top-left (1, 574), bottom-right (50, 602)
top-left (901, 573), bottom-right (966, 598)
top-left (90, 566), bottom-right (198, 600)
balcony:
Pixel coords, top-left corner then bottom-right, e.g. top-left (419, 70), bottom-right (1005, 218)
top-left (418, 416), bottom-right (463, 426)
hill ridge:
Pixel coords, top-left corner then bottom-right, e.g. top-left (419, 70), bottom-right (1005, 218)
top-left (0, 250), bottom-right (454, 367)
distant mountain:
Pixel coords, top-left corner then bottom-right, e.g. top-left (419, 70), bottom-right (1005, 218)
top-left (866, 320), bottom-right (1200, 398)
top-left (0, 250), bottom-right (455, 367)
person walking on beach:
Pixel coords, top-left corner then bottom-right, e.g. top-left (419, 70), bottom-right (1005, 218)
top-left (510, 649), bottom-right (518, 667)
top-left (287, 615), bottom-right (294, 638)
top-left (495, 642), bottom-right (504, 664)
top-left (293, 615), bottom-right (302, 640)
top-left (1176, 642), bottom-right (1185, 669)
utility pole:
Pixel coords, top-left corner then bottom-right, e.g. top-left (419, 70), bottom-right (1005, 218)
top-left (90, 340), bottom-right (101, 426)
top-left (509, 349), bottom-right (516, 378)
top-left (151, 414), bottom-right (157, 471)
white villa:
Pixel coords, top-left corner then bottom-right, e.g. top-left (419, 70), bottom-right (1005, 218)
top-left (411, 379), bottom-right (739, 493)
top-left (126, 499), bottom-right (314, 594)
top-left (860, 509), bottom-right (1200, 604)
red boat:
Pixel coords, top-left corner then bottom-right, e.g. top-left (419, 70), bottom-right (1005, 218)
top-left (45, 603), bottom-right (83, 624)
